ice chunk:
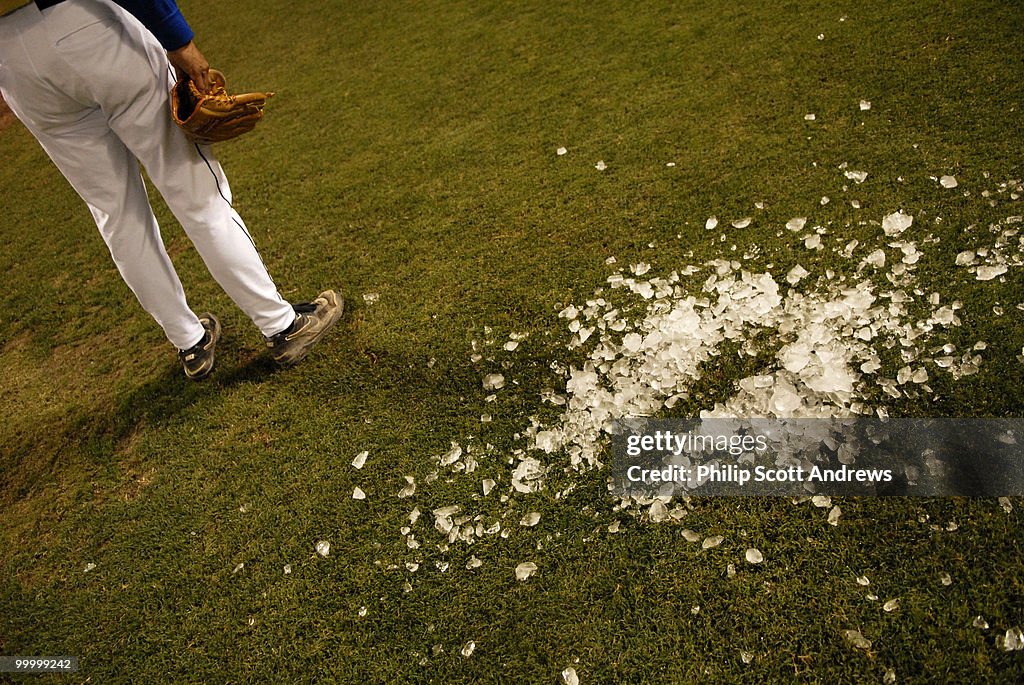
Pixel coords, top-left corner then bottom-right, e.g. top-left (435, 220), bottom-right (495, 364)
top-left (998, 627), bottom-right (1024, 651)
top-left (841, 629), bottom-right (872, 650)
top-left (482, 373), bottom-right (506, 390)
top-left (976, 265), bottom-right (1007, 281)
top-left (515, 561), bottom-right (538, 581)
top-left (702, 535), bottom-right (724, 550)
top-left (787, 265), bottom-right (810, 284)
top-left (882, 211), bottom-right (913, 236)
top-left (397, 476), bottom-right (416, 498)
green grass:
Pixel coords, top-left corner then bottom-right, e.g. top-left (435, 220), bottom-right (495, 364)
top-left (1, 0), bottom-right (1022, 682)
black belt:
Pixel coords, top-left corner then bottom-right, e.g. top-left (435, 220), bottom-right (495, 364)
top-left (35, 0), bottom-right (67, 9)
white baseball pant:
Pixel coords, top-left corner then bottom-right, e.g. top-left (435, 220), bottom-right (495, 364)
top-left (0, 0), bottom-right (295, 350)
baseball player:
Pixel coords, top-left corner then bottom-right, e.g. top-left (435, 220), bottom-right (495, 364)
top-left (0, 0), bottom-right (342, 379)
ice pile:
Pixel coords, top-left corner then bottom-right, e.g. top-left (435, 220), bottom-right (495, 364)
top-left (526, 212), bottom-right (977, 473)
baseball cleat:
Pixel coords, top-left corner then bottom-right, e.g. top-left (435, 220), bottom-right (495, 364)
top-left (178, 313), bottom-right (221, 380)
top-left (265, 290), bottom-right (344, 366)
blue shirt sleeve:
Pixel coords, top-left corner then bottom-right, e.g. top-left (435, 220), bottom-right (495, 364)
top-left (112, 0), bottom-right (195, 51)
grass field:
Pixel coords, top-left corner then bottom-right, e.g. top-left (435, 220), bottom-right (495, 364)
top-left (2, 0), bottom-right (1023, 682)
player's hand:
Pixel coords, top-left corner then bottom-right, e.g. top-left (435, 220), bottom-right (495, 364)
top-left (168, 41), bottom-right (212, 93)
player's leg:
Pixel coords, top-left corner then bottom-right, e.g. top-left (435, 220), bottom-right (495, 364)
top-left (82, 1), bottom-right (296, 340)
top-left (0, 2), bottom-right (206, 351)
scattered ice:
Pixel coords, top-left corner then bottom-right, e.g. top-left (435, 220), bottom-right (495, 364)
top-left (283, 564), bottom-right (292, 575)
top-left (352, 450), bottom-right (369, 469)
top-left (972, 616), bottom-right (989, 630)
top-left (732, 217), bottom-right (752, 229)
top-left (83, 563), bottom-right (96, 573)
top-left (232, 563), bottom-right (244, 574)
top-left (316, 540), bottom-right (330, 557)
top-left (805, 113), bottom-right (816, 121)
top-left (562, 666), bottom-right (580, 685)
top-left (461, 641), bottom-right (476, 658)
top-left (883, 599), bottom-right (900, 612)
top-left (383, 181), bottom-right (1019, 597)
top-left (595, 161), bottom-right (607, 171)
top-left (352, 487), bottom-right (367, 500)
top-left (557, 147), bottom-right (568, 156)
top-left (362, 292), bottom-right (379, 305)
top-left (745, 548), bottom-right (764, 564)
top-left (859, 100), bottom-right (872, 111)
top-left (939, 175), bottom-right (958, 189)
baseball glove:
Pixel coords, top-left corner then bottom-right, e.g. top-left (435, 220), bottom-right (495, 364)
top-left (170, 69), bottom-right (274, 144)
